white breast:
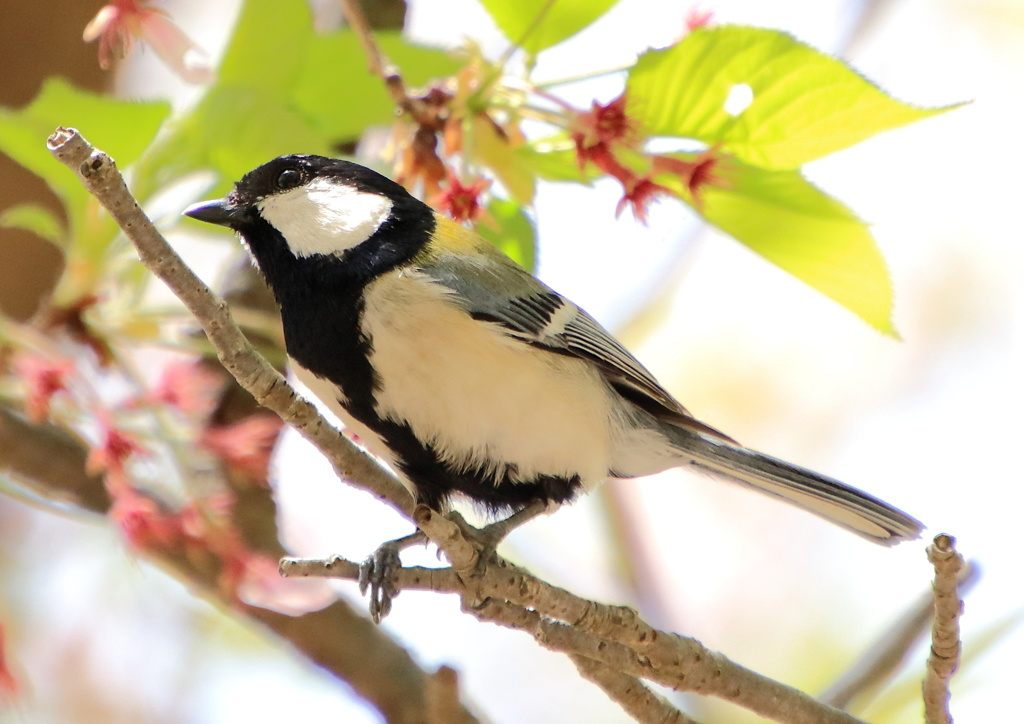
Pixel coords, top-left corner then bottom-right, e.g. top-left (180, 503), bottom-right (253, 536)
top-left (361, 269), bottom-right (619, 488)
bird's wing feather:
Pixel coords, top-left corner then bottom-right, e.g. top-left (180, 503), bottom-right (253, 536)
top-left (416, 249), bottom-right (733, 442)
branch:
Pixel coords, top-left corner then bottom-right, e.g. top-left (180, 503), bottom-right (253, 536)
top-left (0, 405), bottom-right (109, 514)
top-left (820, 559), bottom-right (978, 711)
top-left (46, 127), bottom-right (414, 520)
top-left (425, 665), bottom-right (476, 724)
top-left (0, 403), bottom-right (476, 724)
top-left (571, 654), bottom-right (700, 724)
top-left (923, 534), bottom-right (964, 724)
top-left (338, 0), bottom-right (429, 124)
top-left (281, 550), bottom-right (869, 724)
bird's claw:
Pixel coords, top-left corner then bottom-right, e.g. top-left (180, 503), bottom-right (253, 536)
top-left (359, 542), bottom-right (403, 623)
top-left (359, 531), bottom-right (426, 623)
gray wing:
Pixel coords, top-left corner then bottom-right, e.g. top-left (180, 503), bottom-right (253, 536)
top-left (417, 250), bottom-right (733, 442)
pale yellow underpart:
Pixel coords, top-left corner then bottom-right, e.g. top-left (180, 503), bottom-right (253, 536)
top-left (365, 267), bottom-right (614, 487)
top-left (291, 265), bottom-right (678, 498)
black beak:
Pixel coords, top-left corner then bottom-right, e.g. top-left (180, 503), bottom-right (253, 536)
top-left (183, 198), bottom-right (249, 227)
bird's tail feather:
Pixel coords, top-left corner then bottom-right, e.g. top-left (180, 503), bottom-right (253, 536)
top-left (669, 432), bottom-right (923, 546)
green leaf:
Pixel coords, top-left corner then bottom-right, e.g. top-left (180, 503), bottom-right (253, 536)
top-left (656, 155), bottom-right (895, 333)
top-left (0, 204), bottom-right (65, 246)
top-left (0, 77), bottom-right (168, 279)
top-left (177, 85), bottom-right (333, 182)
top-left (478, 198), bottom-right (536, 272)
top-left (294, 30), bottom-right (460, 141)
top-left (151, 4), bottom-right (458, 188)
top-left (471, 115), bottom-right (536, 204)
top-left (629, 26), bottom-right (956, 170)
top-left (0, 77), bottom-right (169, 204)
top-left (218, 0), bottom-right (313, 94)
top-left (480, 0), bottom-right (621, 54)
top-left (381, 33), bottom-right (462, 88)
top-left (516, 140), bottom-right (596, 184)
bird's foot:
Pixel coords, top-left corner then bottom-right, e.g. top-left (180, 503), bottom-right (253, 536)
top-left (447, 500), bottom-right (549, 556)
top-left (358, 531), bottom-right (425, 623)
top-left (359, 501), bottom-right (548, 622)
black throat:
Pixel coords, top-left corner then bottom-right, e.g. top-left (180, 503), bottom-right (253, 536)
top-left (237, 201), bottom-right (434, 422)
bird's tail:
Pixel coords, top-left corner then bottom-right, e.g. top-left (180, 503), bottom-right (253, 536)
top-left (668, 431), bottom-right (923, 546)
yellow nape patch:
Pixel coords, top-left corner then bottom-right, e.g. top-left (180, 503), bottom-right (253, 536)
top-left (427, 214), bottom-right (492, 256)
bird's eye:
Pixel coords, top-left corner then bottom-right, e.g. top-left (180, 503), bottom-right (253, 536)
top-left (275, 167), bottom-right (302, 190)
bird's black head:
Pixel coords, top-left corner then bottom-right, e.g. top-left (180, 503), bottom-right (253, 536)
top-left (183, 155), bottom-right (436, 290)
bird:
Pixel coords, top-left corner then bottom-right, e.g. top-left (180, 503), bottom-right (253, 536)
top-left (183, 153), bottom-right (922, 594)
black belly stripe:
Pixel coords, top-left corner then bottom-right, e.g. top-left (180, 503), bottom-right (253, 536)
top-left (372, 416), bottom-right (583, 512)
top-left (248, 224), bottom-right (583, 511)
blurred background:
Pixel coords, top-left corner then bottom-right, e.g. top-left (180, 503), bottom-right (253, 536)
top-left (1, 0), bottom-right (1021, 722)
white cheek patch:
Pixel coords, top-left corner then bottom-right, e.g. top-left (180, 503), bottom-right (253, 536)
top-left (258, 177), bottom-right (393, 258)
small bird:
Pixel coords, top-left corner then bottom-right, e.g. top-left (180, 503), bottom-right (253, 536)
top-left (184, 154), bottom-right (923, 553)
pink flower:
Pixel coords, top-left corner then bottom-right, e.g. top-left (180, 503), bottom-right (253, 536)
top-left (652, 149), bottom-right (726, 211)
top-left (684, 5), bottom-right (715, 32)
top-left (83, 0), bottom-right (213, 84)
top-left (14, 354), bottom-right (74, 423)
top-left (86, 418), bottom-right (144, 483)
top-left (431, 170), bottom-right (492, 223)
top-left (616, 176), bottom-right (671, 224)
top-left (199, 414), bottom-right (284, 484)
top-left (0, 624), bottom-right (18, 703)
top-left (570, 93), bottom-right (640, 167)
top-left (109, 487), bottom-right (184, 550)
top-left (147, 359), bottom-right (224, 419)
top-left (586, 146), bottom-right (670, 224)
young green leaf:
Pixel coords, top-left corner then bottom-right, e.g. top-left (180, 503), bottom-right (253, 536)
top-left (0, 78), bottom-right (169, 205)
top-left (0, 204), bottom-right (65, 247)
top-left (182, 85), bottom-right (333, 181)
top-left (478, 198), bottom-right (536, 272)
top-left (293, 31), bottom-right (460, 141)
top-left (480, 0), bottom-right (621, 55)
top-left (218, 0), bottom-right (313, 94)
top-left (471, 115), bottom-right (536, 204)
top-left (656, 156), bottom-right (896, 334)
top-left (629, 26), bottom-right (956, 170)
top-left (517, 140), bottom-right (596, 184)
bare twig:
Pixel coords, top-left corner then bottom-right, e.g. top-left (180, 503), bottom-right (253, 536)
top-left (821, 560), bottom-right (978, 711)
top-left (46, 127), bottom-right (414, 520)
top-left (55, 128), bottom-right (876, 724)
top-left (571, 654), bottom-right (699, 724)
top-left (425, 665), bottom-right (474, 724)
top-left (338, 0), bottom-right (427, 123)
top-left (0, 405), bottom-right (109, 513)
top-left (923, 534), bottom-right (964, 724)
